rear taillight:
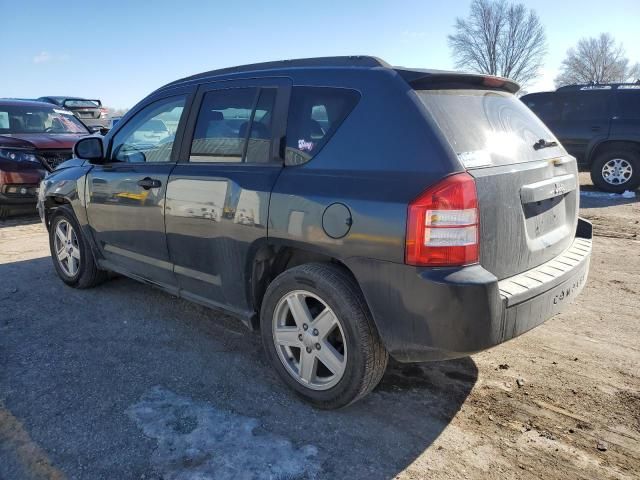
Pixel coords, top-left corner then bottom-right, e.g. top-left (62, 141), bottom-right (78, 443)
top-left (100, 108), bottom-right (109, 118)
top-left (405, 172), bottom-right (479, 267)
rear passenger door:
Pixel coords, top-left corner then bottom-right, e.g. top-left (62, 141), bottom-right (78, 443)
top-left (165, 78), bottom-right (291, 316)
top-left (611, 88), bottom-right (640, 139)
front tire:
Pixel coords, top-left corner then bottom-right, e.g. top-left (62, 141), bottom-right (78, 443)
top-left (49, 207), bottom-right (107, 288)
top-left (590, 149), bottom-right (640, 193)
top-left (260, 263), bottom-right (388, 409)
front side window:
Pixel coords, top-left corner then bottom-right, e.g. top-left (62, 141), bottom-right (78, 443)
top-left (190, 87), bottom-right (276, 163)
top-left (111, 96), bottom-right (186, 163)
top-left (0, 105), bottom-right (88, 134)
top-left (285, 87), bottom-right (360, 165)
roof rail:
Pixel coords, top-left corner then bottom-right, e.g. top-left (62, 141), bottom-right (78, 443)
top-left (557, 81), bottom-right (640, 91)
top-left (164, 56), bottom-right (390, 89)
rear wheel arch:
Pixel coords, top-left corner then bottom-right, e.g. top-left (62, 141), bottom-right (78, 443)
top-left (248, 244), bottom-right (362, 329)
top-left (589, 140), bottom-right (640, 163)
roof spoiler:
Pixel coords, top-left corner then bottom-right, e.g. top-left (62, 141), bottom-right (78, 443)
top-left (394, 68), bottom-right (520, 94)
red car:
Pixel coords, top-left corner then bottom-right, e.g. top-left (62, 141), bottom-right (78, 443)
top-left (0, 99), bottom-right (90, 217)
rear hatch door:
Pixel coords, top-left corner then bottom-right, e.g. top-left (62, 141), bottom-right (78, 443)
top-left (63, 99), bottom-right (102, 120)
top-left (415, 87), bottom-right (578, 280)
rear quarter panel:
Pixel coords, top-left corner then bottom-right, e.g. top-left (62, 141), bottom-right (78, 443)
top-left (268, 69), bottom-right (460, 264)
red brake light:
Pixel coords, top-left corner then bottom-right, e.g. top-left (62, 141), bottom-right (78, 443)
top-left (406, 172), bottom-right (479, 267)
top-left (100, 108), bottom-right (109, 119)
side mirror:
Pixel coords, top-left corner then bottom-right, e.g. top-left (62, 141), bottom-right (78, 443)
top-left (74, 137), bottom-right (104, 163)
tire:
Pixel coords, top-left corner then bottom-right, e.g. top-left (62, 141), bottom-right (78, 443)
top-left (260, 263), bottom-right (388, 409)
top-left (49, 206), bottom-right (107, 288)
top-left (590, 149), bottom-right (640, 193)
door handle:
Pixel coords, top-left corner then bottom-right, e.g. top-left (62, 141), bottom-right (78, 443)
top-left (591, 125), bottom-right (601, 132)
top-left (137, 177), bottom-right (162, 189)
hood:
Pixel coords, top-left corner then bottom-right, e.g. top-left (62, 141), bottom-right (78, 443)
top-left (0, 133), bottom-right (88, 150)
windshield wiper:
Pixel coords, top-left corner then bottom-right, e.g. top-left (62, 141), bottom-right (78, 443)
top-left (533, 138), bottom-right (558, 151)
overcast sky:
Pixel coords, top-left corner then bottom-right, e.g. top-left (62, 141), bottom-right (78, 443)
top-left (2, 0), bottom-right (639, 108)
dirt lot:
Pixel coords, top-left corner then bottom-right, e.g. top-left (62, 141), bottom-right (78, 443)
top-left (0, 175), bottom-right (638, 480)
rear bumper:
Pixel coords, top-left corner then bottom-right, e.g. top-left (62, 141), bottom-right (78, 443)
top-left (347, 218), bottom-right (592, 362)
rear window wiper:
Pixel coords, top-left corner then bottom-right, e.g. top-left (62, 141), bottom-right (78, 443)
top-left (533, 138), bottom-right (558, 151)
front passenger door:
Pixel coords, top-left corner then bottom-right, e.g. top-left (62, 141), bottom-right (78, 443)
top-left (86, 92), bottom-right (192, 289)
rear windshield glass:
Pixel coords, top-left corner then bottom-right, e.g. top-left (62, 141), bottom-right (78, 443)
top-left (416, 89), bottom-right (560, 168)
top-left (64, 100), bottom-right (100, 108)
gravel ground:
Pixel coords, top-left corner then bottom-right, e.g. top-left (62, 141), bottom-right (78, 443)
top-left (0, 176), bottom-right (638, 479)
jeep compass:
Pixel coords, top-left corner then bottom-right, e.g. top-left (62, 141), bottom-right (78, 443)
top-left (38, 57), bottom-right (592, 408)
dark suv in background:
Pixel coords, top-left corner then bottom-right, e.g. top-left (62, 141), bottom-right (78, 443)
top-left (38, 96), bottom-right (109, 131)
top-left (38, 57), bottom-right (592, 408)
top-left (522, 84), bottom-right (640, 193)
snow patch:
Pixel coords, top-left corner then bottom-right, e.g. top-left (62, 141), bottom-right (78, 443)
top-left (126, 386), bottom-right (319, 479)
top-left (580, 190), bottom-right (637, 199)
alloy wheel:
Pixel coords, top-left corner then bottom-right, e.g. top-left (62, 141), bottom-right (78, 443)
top-left (54, 219), bottom-right (81, 277)
top-left (272, 290), bottom-right (347, 391)
top-left (602, 158), bottom-right (633, 186)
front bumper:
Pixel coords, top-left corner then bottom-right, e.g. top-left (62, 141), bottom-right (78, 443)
top-left (0, 168), bottom-right (43, 208)
top-left (347, 218), bottom-right (593, 362)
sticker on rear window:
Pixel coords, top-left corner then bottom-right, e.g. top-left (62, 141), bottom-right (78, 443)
top-left (457, 150), bottom-right (492, 168)
top-left (298, 139), bottom-right (314, 152)
top-left (54, 109), bottom-right (75, 115)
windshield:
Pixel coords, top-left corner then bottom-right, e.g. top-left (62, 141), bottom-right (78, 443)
top-left (416, 89), bottom-right (562, 168)
top-left (0, 105), bottom-right (89, 134)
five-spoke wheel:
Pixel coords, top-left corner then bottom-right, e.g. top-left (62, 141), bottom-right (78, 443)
top-left (272, 290), bottom-right (347, 390)
top-left (261, 263), bottom-right (388, 409)
top-left (48, 207), bottom-right (107, 288)
top-left (53, 219), bottom-right (81, 277)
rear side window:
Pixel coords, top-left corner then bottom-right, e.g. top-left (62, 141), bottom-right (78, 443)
top-left (190, 87), bottom-right (276, 163)
top-left (559, 91), bottom-right (609, 122)
top-left (285, 87), bottom-right (360, 165)
top-left (616, 90), bottom-right (640, 119)
top-left (417, 89), bottom-right (560, 168)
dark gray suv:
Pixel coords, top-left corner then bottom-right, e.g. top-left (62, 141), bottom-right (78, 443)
top-left (522, 84), bottom-right (640, 193)
top-left (38, 57), bottom-right (592, 408)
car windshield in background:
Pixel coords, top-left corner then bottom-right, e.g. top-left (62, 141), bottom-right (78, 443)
top-left (416, 89), bottom-right (560, 168)
top-left (0, 105), bottom-right (89, 134)
top-left (141, 119), bottom-right (168, 133)
top-left (63, 100), bottom-right (100, 108)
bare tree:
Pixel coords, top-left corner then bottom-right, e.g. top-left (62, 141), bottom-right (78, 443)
top-left (555, 33), bottom-right (640, 87)
top-left (448, 0), bottom-right (547, 86)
